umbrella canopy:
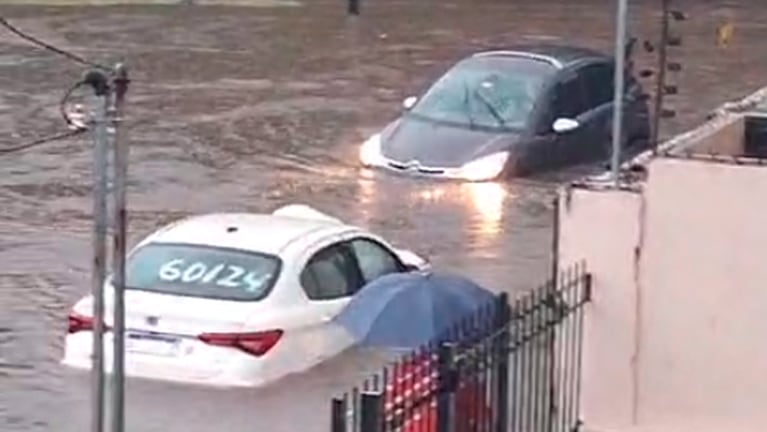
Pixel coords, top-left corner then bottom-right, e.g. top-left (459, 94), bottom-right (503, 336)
top-left (333, 271), bottom-right (495, 349)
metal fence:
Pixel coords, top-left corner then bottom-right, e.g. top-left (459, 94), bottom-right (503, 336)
top-left (330, 263), bottom-right (592, 432)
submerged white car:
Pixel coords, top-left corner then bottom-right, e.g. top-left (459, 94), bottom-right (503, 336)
top-left (61, 204), bottom-right (428, 387)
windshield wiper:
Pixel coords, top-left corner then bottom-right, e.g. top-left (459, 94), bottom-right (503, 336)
top-left (462, 80), bottom-right (477, 129)
top-left (474, 89), bottom-right (506, 127)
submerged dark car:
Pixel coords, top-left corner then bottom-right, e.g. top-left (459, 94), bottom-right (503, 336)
top-left (359, 44), bottom-right (651, 181)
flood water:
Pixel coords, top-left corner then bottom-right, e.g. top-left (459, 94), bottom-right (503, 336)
top-left (1, 0), bottom-right (766, 430)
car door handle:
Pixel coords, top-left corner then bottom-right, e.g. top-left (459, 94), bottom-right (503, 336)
top-left (321, 314), bottom-right (334, 323)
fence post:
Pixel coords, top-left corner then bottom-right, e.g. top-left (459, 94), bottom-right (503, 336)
top-left (360, 392), bottom-right (384, 432)
top-left (546, 277), bottom-right (559, 432)
top-left (583, 271), bottom-right (593, 303)
top-left (437, 342), bottom-right (458, 432)
top-left (495, 293), bottom-right (511, 432)
top-left (331, 397), bottom-right (347, 432)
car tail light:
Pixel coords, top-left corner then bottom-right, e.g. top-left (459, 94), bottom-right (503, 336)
top-left (67, 311), bottom-right (110, 334)
top-left (197, 330), bottom-right (283, 357)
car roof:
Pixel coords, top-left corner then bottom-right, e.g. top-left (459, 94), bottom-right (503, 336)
top-left (144, 212), bottom-right (348, 256)
top-left (472, 44), bottom-right (609, 69)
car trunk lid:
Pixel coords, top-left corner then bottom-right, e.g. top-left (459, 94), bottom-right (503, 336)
top-left (102, 289), bottom-right (263, 359)
top-left (106, 289), bottom-right (255, 336)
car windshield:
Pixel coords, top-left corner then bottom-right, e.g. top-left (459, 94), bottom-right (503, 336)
top-left (410, 55), bottom-right (555, 130)
top-left (125, 243), bottom-right (281, 301)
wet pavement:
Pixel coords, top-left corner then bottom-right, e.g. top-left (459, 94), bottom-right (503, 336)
top-left (1, 0), bottom-right (766, 430)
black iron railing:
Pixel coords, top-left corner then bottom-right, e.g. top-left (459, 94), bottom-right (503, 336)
top-left (330, 263), bottom-right (592, 432)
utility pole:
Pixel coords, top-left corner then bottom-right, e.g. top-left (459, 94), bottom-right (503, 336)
top-left (0, 16), bottom-right (131, 432)
top-left (610, 0), bottom-right (629, 185)
top-left (82, 63), bottom-right (130, 432)
top-left (86, 68), bottom-right (111, 432)
top-left (109, 63), bottom-right (130, 432)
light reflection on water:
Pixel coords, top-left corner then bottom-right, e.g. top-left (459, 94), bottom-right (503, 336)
top-left (413, 181), bottom-right (509, 237)
top-left (463, 182), bottom-right (507, 232)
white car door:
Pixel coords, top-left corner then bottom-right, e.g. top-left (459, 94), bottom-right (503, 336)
top-left (295, 238), bottom-right (365, 324)
top-left (286, 236), bottom-right (366, 362)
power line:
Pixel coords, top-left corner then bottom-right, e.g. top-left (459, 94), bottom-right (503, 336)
top-left (60, 80), bottom-right (89, 129)
top-left (0, 129), bottom-right (84, 154)
top-left (0, 16), bottom-right (114, 155)
top-left (0, 78), bottom-right (91, 155)
top-left (0, 16), bottom-right (109, 71)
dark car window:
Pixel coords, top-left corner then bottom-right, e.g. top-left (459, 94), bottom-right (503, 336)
top-left (300, 243), bottom-right (363, 300)
top-left (410, 55), bottom-right (556, 130)
top-left (579, 63), bottom-right (614, 109)
top-left (552, 75), bottom-right (587, 119)
top-left (125, 243), bottom-right (281, 301)
top-left (348, 238), bottom-right (403, 284)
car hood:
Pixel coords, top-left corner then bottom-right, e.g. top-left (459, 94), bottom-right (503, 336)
top-left (380, 115), bottom-right (521, 167)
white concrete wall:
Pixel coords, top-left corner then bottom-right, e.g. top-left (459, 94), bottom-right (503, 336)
top-left (558, 186), bottom-right (643, 431)
top-left (559, 157), bottom-right (767, 432)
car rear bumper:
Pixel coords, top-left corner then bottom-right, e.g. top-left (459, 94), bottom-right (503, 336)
top-left (61, 332), bottom-right (269, 388)
top-left (60, 357), bottom-right (262, 388)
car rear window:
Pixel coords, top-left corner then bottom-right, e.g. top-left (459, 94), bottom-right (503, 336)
top-left (125, 243), bottom-right (281, 301)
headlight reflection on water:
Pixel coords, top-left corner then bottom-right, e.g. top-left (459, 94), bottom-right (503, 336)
top-left (356, 175), bottom-right (511, 249)
top-left (415, 181), bottom-right (510, 238)
top-left (464, 182), bottom-right (507, 229)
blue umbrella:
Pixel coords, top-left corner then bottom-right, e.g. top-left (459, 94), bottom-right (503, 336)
top-left (333, 271), bottom-right (496, 349)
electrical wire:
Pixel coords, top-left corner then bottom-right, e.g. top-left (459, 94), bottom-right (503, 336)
top-left (0, 16), bottom-right (109, 71)
top-left (0, 16), bottom-right (110, 155)
top-left (0, 79), bottom-right (90, 155)
top-left (59, 80), bottom-right (88, 130)
top-left (0, 129), bottom-right (85, 154)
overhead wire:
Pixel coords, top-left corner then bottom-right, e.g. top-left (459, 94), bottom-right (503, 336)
top-left (59, 80), bottom-right (89, 129)
top-left (0, 16), bottom-right (110, 154)
top-left (0, 129), bottom-right (85, 154)
top-left (0, 79), bottom-right (90, 154)
top-left (0, 16), bottom-right (110, 71)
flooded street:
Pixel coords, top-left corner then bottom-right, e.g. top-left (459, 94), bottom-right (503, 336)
top-left (1, 0), bottom-right (766, 430)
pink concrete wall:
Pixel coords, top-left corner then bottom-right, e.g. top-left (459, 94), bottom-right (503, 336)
top-left (638, 157), bottom-right (767, 428)
top-left (557, 187), bottom-right (643, 430)
top-left (673, 114), bottom-right (744, 155)
top-left (558, 157), bottom-right (767, 432)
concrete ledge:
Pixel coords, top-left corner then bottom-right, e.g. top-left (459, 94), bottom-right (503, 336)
top-left (0, 0), bottom-right (302, 6)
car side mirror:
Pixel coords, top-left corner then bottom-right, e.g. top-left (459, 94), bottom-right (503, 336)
top-left (402, 96), bottom-right (418, 110)
top-left (552, 118), bottom-right (580, 134)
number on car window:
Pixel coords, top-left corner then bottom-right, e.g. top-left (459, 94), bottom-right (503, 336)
top-left (217, 265), bottom-right (245, 288)
top-left (157, 259), bottom-right (267, 292)
top-left (158, 259), bottom-right (184, 281)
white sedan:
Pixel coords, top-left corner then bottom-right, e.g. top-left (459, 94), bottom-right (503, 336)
top-left (61, 204), bottom-right (428, 387)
